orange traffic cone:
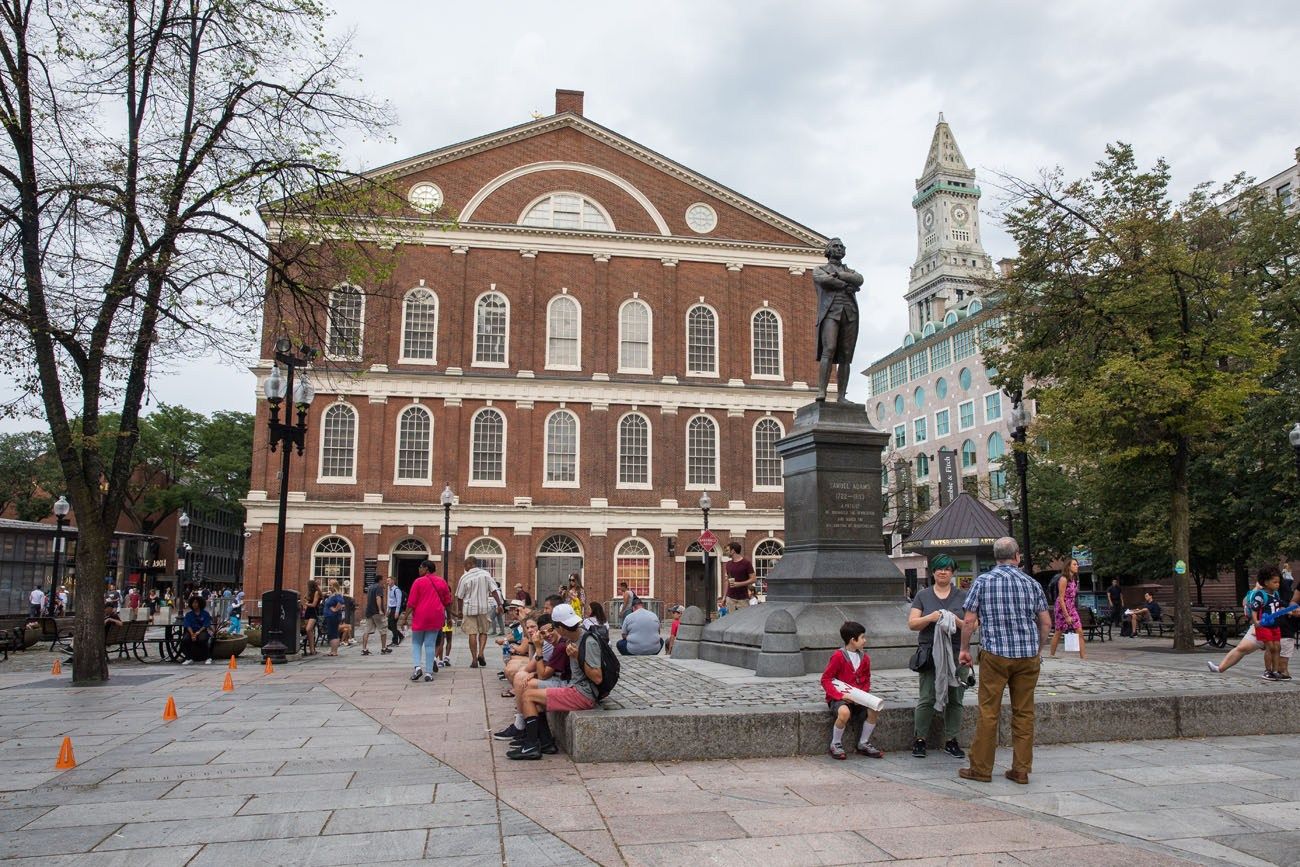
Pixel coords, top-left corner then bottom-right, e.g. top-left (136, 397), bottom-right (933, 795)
top-left (222, 671), bottom-right (234, 692)
top-left (55, 737), bottom-right (76, 770)
top-left (228, 655), bottom-right (237, 670)
top-left (163, 695), bottom-right (178, 721)
top-left (264, 657), bottom-right (274, 674)
top-left (51, 658), bottom-right (62, 675)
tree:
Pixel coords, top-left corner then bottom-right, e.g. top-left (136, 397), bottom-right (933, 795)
top-left (990, 144), bottom-right (1290, 651)
top-left (0, 1), bottom-right (393, 682)
top-left (0, 430), bottom-right (61, 520)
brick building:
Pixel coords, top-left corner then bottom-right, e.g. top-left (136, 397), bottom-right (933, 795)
top-left (242, 90), bottom-right (828, 614)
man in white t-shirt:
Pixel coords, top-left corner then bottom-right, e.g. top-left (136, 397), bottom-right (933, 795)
top-left (456, 556), bottom-right (504, 669)
top-left (29, 584), bottom-right (46, 618)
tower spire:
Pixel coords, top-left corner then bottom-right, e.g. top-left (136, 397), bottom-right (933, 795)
top-left (920, 114), bottom-right (970, 182)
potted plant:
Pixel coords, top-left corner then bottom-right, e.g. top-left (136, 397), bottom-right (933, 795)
top-left (209, 616), bottom-right (248, 659)
top-left (244, 625), bottom-right (262, 647)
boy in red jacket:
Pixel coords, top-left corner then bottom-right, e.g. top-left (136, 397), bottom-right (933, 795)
top-left (820, 621), bottom-right (884, 759)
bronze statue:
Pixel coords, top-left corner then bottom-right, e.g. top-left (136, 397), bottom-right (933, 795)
top-left (812, 237), bottom-right (863, 403)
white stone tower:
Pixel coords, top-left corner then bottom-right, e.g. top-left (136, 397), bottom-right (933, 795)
top-left (905, 114), bottom-right (995, 334)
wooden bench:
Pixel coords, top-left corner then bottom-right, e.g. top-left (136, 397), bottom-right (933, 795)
top-left (1139, 617), bottom-right (1177, 638)
top-left (1080, 607), bottom-right (1111, 642)
top-left (0, 627), bottom-right (24, 661)
top-left (37, 616), bottom-right (72, 652)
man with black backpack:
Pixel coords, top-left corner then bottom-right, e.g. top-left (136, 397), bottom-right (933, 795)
top-left (507, 603), bottom-right (619, 760)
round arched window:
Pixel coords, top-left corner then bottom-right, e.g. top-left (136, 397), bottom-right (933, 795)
top-left (936, 377), bottom-right (948, 399)
top-left (959, 368), bottom-right (972, 391)
top-left (914, 387), bottom-right (925, 409)
top-left (894, 395), bottom-right (904, 415)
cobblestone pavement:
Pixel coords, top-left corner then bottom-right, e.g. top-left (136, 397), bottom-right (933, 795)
top-left (2, 635), bottom-right (1297, 865)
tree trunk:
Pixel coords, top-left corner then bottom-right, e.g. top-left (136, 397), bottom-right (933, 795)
top-left (70, 524), bottom-right (111, 684)
top-left (1171, 437), bottom-right (1195, 652)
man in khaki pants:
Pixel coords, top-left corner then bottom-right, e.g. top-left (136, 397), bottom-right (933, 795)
top-left (958, 537), bottom-right (1051, 785)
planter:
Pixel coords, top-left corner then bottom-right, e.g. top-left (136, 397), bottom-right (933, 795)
top-left (244, 626), bottom-right (262, 648)
top-left (212, 635), bottom-right (248, 659)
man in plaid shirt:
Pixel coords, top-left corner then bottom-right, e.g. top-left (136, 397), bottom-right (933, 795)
top-left (958, 537), bottom-right (1051, 785)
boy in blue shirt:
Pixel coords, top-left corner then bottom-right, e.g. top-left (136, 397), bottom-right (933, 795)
top-left (321, 584), bottom-right (346, 657)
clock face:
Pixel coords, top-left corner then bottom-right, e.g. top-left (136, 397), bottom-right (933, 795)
top-left (952, 204), bottom-right (969, 225)
top-left (407, 182), bottom-right (443, 213)
top-left (922, 209), bottom-right (935, 229)
top-left (685, 203), bottom-right (718, 234)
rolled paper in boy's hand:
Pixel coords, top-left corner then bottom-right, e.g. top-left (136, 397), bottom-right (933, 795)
top-left (1261, 603), bottom-right (1300, 628)
top-left (832, 679), bottom-right (885, 712)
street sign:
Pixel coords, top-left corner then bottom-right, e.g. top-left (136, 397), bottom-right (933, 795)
top-left (1071, 546), bottom-right (1093, 570)
top-left (698, 530), bottom-right (718, 552)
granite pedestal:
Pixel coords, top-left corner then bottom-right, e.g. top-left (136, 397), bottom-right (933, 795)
top-left (690, 400), bottom-right (916, 675)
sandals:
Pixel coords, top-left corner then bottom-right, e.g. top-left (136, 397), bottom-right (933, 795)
top-left (501, 689), bottom-right (515, 698)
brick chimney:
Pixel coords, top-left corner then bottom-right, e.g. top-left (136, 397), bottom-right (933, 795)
top-left (555, 89), bottom-right (584, 116)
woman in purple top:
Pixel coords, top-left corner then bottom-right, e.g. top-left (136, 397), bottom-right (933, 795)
top-left (1049, 558), bottom-right (1086, 660)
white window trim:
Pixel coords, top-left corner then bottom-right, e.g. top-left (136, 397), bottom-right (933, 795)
top-left (471, 290), bottom-right (510, 369)
top-left (915, 453), bottom-right (931, 481)
top-left (684, 302), bottom-right (720, 378)
top-left (468, 407), bottom-right (507, 487)
top-left (542, 408), bottom-right (581, 489)
top-left (982, 389), bottom-right (1003, 424)
top-left (617, 298), bottom-right (654, 375)
top-left (751, 417), bottom-right (785, 492)
top-left (749, 307), bottom-right (784, 381)
top-left (398, 287), bottom-right (439, 365)
top-left (893, 423), bottom-right (907, 449)
top-left (543, 294), bottom-right (583, 371)
top-left (615, 411), bottom-right (652, 491)
top-left (684, 413), bottom-right (720, 490)
top-left (317, 401), bottom-right (359, 484)
top-left (986, 431), bottom-right (1007, 465)
top-left (613, 537), bottom-right (655, 600)
top-left (325, 283), bottom-right (365, 363)
top-left (311, 534), bottom-right (355, 593)
top-left (393, 403), bottom-right (434, 486)
top-left (912, 414), bottom-right (928, 445)
top-left (961, 440), bottom-right (978, 471)
top-left (933, 408), bottom-right (951, 438)
top-left (516, 190), bottom-right (617, 232)
top-left (957, 399), bottom-right (976, 432)
top-left (465, 535), bottom-right (507, 582)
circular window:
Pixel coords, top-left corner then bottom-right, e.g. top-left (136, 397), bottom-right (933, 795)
top-left (685, 203), bottom-right (718, 234)
top-left (894, 395), bottom-right (904, 416)
top-left (408, 182), bottom-right (444, 213)
top-left (936, 377), bottom-right (948, 399)
top-left (959, 368), bottom-right (972, 390)
top-left (876, 402), bottom-right (885, 422)
top-left (914, 386), bottom-right (925, 409)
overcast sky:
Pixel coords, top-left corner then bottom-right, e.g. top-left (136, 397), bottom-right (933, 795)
top-left (6, 1), bottom-right (1296, 432)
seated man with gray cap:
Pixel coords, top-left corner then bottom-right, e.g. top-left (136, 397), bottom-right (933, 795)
top-left (617, 598), bottom-right (663, 656)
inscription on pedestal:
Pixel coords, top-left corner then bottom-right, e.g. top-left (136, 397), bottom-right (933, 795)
top-left (823, 479), bottom-right (874, 534)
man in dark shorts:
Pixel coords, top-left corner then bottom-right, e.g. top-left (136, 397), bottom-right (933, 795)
top-left (361, 577), bottom-right (390, 656)
top-left (723, 542), bottom-right (756, 607)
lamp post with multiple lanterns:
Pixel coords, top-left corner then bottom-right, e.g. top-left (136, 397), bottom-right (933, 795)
top-left (699, 492), bottom-right (712, 600)
top-left (260, 338), bottom-right (317, 663)
top-left (1289, 423), bottom-right (1300, 481)
top-left (1007, 394), bottom-right (1033, 576)
top-left (49, 495), bottom-right (70, 615)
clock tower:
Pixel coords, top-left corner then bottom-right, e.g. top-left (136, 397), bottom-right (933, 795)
top-left (905, 114), bottom-right (994, 333)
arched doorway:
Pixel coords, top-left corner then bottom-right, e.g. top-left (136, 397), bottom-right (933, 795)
top-left (536, 534), bottom-right (582, 600)
top-left (683, 540), bottom-right (714, 613)
top-left (390, 538), bottom-right (429, 600)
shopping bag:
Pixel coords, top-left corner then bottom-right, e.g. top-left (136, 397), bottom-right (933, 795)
top-left (1064, 633), bottom-right (1080, 653)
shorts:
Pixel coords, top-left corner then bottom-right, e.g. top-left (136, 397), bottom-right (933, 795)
top-left (361, 613), bottom-right (385, 636)
top-left (1282, 636), bottom-right (1297, 659)
top-left (1255, 626), bottom-right (1282, 643)
top-left (461, 613), bottom-right (490, 635)
top-left (545, 686), bottom-right (597, 712)
top-left (828, 699), bottom-right (867, 722)
top-left (537, 676), bottom-right (567, 689)
top-left (323, 617), bottom-right (341, 641)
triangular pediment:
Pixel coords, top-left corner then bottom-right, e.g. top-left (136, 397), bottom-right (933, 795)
top-left (365, 112), bottom-right (826, 248)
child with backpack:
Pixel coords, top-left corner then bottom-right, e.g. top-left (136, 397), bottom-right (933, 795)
top-left (506, 603), bottom-right (619, 760)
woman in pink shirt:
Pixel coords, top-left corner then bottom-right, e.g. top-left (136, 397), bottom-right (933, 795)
top-left (406, 560), bottom-right (453, 682)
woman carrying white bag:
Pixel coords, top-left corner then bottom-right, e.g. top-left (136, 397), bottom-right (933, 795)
top-left (1049, 558), bottom-right (1087, 659)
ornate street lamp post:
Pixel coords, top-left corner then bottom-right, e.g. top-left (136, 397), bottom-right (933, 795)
top-left (50, 496), bottom-right (70, 615)
top-left (440, 484), bottom-right (454, 579)
top-left (260, 338), bottom-right (317, 663)
top-left (699, 492), bottom-right (712, 601)
top-left (1007, 395), bottom-right (1033, 575)
top-left (1289, 422), bottom-right (1300, 481)
top-left (177, 511), bottom-right (190, 594)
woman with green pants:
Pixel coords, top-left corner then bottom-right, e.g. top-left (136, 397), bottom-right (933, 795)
top-left (908, 555), bottom-right (969, 758)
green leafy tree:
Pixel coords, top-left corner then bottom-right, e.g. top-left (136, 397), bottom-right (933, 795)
top-left (0, 431), bottom-right (62, 521)
top-left (990, 144), bottom-right (1290, 650)
top-left (0, 1), bottom-right (393, 682)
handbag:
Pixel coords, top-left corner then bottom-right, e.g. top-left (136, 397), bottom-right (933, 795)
top-left (907, 643), bottom-right (933, 672)
top-left (1064, 632), bottom-right (1080, 653)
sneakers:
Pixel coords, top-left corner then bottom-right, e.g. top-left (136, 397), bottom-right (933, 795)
top-left (944, 740), bottom-right (966, 759)
top-left (493, 724), bottom-right (524, 741)
top-left (181, 659), bottom-right (193, 665)
top-left (506, 743), bottom-right (541, 760)
top-left (912, 738), bottom-right (927, 758)
top-left (424, 674), bottom-right (434, 682)
top-left (1278, 672), bottom-right (1293, 680)
top-left (380, 647), bottom-right (392, 654)
top-left (361, 650), bottom-right (371, 656)
top-left (855, 743), bottom-right (884, 758)
top-left (828, 743), bottom-right (847, 760)
top-left (204, 658), bottom-right (212, 665)
top-left (410, 667), bottom-right (423, 682)
top-left (442, 656), bottom-right (451, 667)
top-left (1263, 671), bottom-right (1280, 681)
top-left (1206, 661), bottom-right (1220, 673)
